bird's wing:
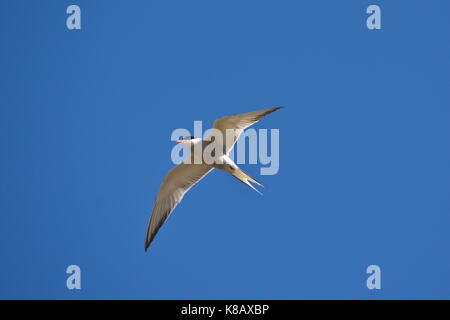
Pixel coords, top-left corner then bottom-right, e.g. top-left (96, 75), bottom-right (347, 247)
top-left (145, 163), bottom-right (213, 251)
top-left (210, 107), bottom-right (282, 155)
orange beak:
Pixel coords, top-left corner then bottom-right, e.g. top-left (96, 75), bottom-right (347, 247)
top-left (176, 140), bottom-right (183, 143)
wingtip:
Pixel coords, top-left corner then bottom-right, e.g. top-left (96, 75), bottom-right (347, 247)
top-left (266, 106), bottom-right (284, 114)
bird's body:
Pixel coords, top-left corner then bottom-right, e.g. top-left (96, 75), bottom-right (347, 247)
top-left (145, 107), bottom-right (282, 251)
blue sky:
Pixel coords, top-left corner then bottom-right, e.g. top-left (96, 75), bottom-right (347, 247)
top-left (1, 1), bottom-right (449, 299)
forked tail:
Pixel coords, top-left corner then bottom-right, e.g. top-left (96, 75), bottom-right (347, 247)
top-left (230, 167), bottom-right (264, 195)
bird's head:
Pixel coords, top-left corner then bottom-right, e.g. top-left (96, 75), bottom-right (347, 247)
top-left (176, 136), bottom-right (202, 146)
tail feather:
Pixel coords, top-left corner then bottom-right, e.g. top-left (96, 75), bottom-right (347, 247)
top-left (231, 168), bottom-right (264, 195)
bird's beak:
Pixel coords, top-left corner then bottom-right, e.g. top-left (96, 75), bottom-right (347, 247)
top-left (176, 140), bottom-right (183, 143)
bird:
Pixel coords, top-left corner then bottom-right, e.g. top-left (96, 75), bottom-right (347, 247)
top-left (145, 107), bottom-right (282, 251)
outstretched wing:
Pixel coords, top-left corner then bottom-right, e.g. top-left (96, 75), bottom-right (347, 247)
top-left (145, 163), bottom-right (213, 251)
top-left (210, 107), bottom-right (282, 155)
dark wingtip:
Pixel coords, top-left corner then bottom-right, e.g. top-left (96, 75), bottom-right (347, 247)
top-left (258, 106), bottom-right (283, 119)
top-left (267, 106), bottom-right (283, 114)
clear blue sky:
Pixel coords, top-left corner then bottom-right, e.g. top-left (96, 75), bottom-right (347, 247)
top-left (1, 1), bottom-right (449, 299)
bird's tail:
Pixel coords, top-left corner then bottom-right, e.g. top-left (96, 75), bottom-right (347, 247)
top-left (230, 167), bottom-right (264, 195)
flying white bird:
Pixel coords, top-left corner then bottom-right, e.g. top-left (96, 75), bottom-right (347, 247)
top-left (145, 107), bottom-right (282, 251)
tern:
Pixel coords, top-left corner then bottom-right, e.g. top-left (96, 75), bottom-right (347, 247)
top-left (145, 107), bottom-right (282, 251)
